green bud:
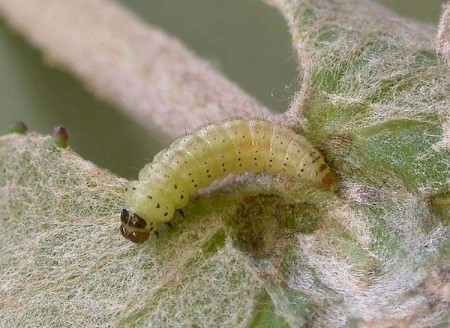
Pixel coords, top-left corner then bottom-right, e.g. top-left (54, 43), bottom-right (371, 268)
top-left (1, 122), bottom-right (27, 136)
top-left (51, 125), bottom-right (70, 148)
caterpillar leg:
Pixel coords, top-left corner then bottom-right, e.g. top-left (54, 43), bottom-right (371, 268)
top-left (165, 221), bottom-right (174, 229)
top-left (176, 209), bottom-right (185, 218)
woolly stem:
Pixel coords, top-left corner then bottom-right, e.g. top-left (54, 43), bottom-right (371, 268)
top-left (437, 2), bottom-right (450, 65)
top-left (0, 0), bottom-right (274, 139)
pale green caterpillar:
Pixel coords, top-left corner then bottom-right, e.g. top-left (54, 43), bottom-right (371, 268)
top-left (121, 119), bottom-right (336, 243)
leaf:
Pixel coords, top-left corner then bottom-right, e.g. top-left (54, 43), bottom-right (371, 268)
top-left (1, 0), bottom-right (450, 326)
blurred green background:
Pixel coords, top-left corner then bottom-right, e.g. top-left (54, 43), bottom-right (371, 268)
top-left (0, 0), bottom-right (446, 179)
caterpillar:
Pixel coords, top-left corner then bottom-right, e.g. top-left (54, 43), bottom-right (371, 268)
top-left (121, 119), bottom-right (336, 243)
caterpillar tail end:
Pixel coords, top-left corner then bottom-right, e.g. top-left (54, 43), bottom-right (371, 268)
top-left (321, 172), bottom-right (338, 191)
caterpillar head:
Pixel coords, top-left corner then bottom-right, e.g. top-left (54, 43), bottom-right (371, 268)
top-left (120, 209), bottom-right (150, 243)
top-left (121, 180), bottom-right (175, 243)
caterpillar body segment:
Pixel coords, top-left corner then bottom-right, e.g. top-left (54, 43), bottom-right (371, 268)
top-left (121, 119), bottom-right (336, 243)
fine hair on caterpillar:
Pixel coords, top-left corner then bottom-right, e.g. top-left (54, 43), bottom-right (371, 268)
top-left (121, 119), bottom-right (336, 243)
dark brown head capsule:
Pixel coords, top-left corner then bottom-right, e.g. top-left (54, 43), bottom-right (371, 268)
top-left (120, 209), bottom-right (147, 228)
top-left (120, 209), bottom-right (150, 243)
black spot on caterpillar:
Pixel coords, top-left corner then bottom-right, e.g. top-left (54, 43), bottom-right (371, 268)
top-left (121, 119), bottom-right (336, 243)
